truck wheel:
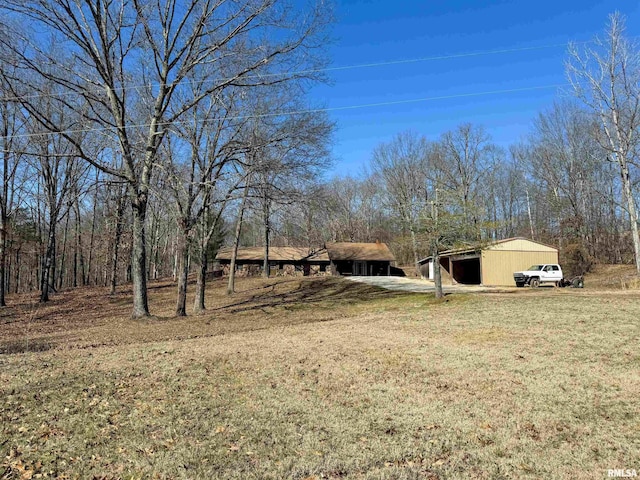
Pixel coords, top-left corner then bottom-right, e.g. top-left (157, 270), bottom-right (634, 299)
top-left (530, 277), bottom-right (540, 288)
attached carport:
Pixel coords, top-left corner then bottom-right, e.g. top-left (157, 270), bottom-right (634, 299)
top-left (326, 241), bottom-right (396, 276)
top-left (418, 237), bottom-right (559, 286)
top-left (450, 254), bottom-right (481, 284)
top-left (426, 252), bottom-right (481, 285)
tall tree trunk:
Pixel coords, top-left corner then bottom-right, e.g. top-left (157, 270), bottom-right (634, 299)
top-left (149, 214), bottom-right (160, 280)
top-left (171, 230), bottom-right (179, 281)
top-left (5, 251), bottom-right (9, 298)
top-left (14, 247), bottom-right (20, 294)
top-left (193, 243), bottom-right (208, 312)
top-left (262, 197), bottom-right (270, 278)
top-left (433, 244), bottom-right (443, 299)
top-left (73, 200), bottom-right (86, 286)
top-left (526, 188), bottom-right (535, 240)
top-left (147, 213), bottom-right (155, 280)
top-left (130, 195), bottom-right (149, 317)
top-left (408, 221), bottom-right (419, 276)
top-left (109, 190), bottom-right (126, 295)
top-left (57, 210), bottom-right (70, 290)
top-left (194, 207), bottom-right (215, 312)
top-left (619, 158), bottom-right (640, 273)
top-left (1, 109), bottom-right (11, 306)
top-left (73, 214), bottom-right (78, 287)
top-left (0, 213), bottom-right (7, 307)
top-left (86, 175), bottom-right (99, 285)
top-left (432, 190), bottom-right (443, 299)
top-left (609, 181), bottom-right (623, 264)
top-left (175, 225), bottom-right (190, 317)
top-left (227, 185), bottom-right (250, 295)
top-left (40, 221), bottom-right (56, 303)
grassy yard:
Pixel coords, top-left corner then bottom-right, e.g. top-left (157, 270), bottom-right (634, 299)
top-left (1, 277), bottom-right (639, 479)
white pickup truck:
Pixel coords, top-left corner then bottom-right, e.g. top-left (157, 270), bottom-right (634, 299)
top-left (513, 264), bottom-right (563, 288)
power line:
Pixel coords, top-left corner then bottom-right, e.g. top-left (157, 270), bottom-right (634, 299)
top-left (321, 42), bottom-right (580, 74)
top-left (0, 40), bottom-right (582, 103)
top-left (303, 84), bottom-right (568, 113)
top-left (3, 83), bottom-right (568, 140)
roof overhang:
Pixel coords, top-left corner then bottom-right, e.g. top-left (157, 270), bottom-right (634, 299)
top-left (417, 237), bottom-right (556, 264)
top-left (418, 246), bottom-right (480, 264)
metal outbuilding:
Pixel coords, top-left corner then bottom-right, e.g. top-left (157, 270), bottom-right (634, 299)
top-left (418, 237), bottom-right (559, 286)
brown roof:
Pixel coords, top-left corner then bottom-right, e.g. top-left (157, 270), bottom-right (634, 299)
top-left (215, 246), bottom-right (329, 262)
top-left (325, 242), bottom-right (395, 262)
top-left (305, 249), bottom-right (330, 262)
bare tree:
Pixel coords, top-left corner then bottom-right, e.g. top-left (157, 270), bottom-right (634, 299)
top-left (426, 187), bottom-right (444, 299)
top-left (371, 131), bottom-right (429, 271)
top-left (528, 102), bottom-right (610, 254)
top-left (0, 70), bottom-right (27, 306)
top-left (326, 177), bottom-right (364, 243)
top-left (163, 89), bottom-right (243, 315)
top-left (108, 182), bottom-right (127, 295)
top-left (20, 80), bottom-right (88, 302)
top-left (249, 107), bottom-right (332, 278)
top-left (226, 173), bottom-right (251, 295)
top-left (2, 0), bottom-right (331, 316)
top-left (32, 134), bottom-right (82, 302)
top-left (422, 183), bottom-right (480, 298)
top-left (567, 12), bottom-right (640, 273)
top-left (432, 124), bottom-right (498, 239)
top-left (507, 144), bottom-right (537, 240)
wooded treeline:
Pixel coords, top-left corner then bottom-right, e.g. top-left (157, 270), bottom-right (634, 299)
top-left (284, 112), bottom-right (632, 273)
top-left (243, 13), bottom-right (640, 277)
top-left (0, 0), bottom-right (334, 316)
top-left (1, 8), bottom-right (639, 315)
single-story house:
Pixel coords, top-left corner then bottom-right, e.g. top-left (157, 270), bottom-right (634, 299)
top-left (326, 241), bottom-right (395, 276)
top-left (215, 241), bottom-right (397, 277)
top-left (215, 246), bottom-right (330, 275)
top-left (418, 237), bottom-right (559, 286)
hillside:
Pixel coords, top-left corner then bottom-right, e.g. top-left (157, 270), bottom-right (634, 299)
top-left (584, 264), bottom-right (640, 289)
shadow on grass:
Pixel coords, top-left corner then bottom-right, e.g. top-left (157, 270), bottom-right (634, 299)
top-left (0, 338), bottom-right (52, 354)
top-left (0, 277), bottom-right (423, 354)
top-left (216, 277), bottom-right (415, 314)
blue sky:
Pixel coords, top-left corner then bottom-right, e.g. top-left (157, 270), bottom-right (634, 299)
top-left (313, 0), bottom-right (640, 176)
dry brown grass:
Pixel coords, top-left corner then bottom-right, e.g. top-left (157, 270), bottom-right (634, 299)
top-left (0, 276), bottom-right (409, 354)
top-left (1, 277), bottom-right (639, 479)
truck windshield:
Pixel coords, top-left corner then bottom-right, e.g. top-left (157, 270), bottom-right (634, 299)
top-left (528, 265), bottom-right (543, 271)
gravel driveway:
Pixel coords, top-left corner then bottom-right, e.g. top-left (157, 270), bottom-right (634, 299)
top-left (344, 276), bottom-right (502, 293)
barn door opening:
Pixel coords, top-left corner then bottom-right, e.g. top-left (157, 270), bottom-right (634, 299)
top-left (451, 257), bottom-right (481, 284)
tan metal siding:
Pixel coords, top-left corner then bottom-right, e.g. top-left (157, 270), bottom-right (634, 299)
top-left (486, 239), bottom-right (557, 252)
top-left (481, 250), bottom-right (559, 286)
